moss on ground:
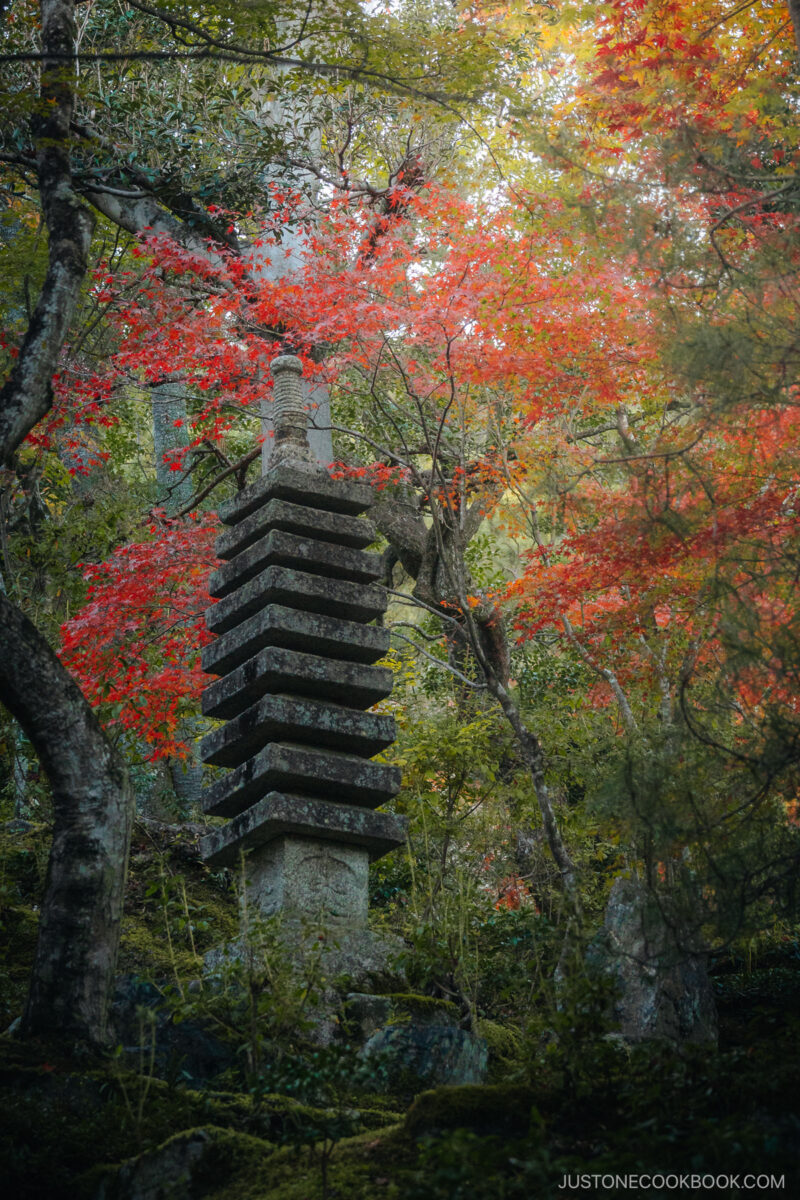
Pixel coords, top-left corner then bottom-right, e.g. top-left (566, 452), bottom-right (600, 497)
top-left (0, 824), bottom-right (49, 1027)
top-left (405, 1083), bottom-right (537, 1139)
top-left (3, 824), bottom-right (800, 1197)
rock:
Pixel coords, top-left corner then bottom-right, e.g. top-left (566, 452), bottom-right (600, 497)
top-left (1, 818), bottom-right (36, 834)
top-left (344, 993), bottom-right (392, 1040)
top-left (95, 1129), bottom-right (210, 1200)
top-left (362, 1024), bottom-right (488, 1088)
top-left (385, 994), bottom-right (460, 1028)
top-left (93, 1126), bottom-right (270, 1200)
top-left (111, 976), bottom-right (235, 1085)
top-left (589, 875), bottom-right (718, 1046)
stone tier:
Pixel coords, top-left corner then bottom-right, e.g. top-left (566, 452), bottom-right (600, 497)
top-left (201, 693), bottom-right (395, 768)
top-left (202, 645), bottom-right (393, 720)
top-left (210, 529), bottom-right (382, 600)
top-left (206, 565), bottom-right (387, 637)
top-left (201, 437), bottom-right (403, 882)
top-left (218, 464), bottom-right (375, 528)
top-left (201, 605), bottom-right (390, 677)
top-left (217, 498), bottom-right (376, 562)
top-left (202, 742), bottom-right (402, 818)
top-left (200, 792), bottom-right (406, 868)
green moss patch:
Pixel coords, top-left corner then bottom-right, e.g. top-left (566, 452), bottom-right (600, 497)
top-left (405, 1084), bottom-right (537, 1140)
top-left (383, 992), bottom-right (460, 1026)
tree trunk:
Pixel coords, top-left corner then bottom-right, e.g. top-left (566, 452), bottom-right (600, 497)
top-left (0, 592), bottom-right (134, 1045)
top-left (789, 1), bottom-right (800, 58)
top-left (152, 380), bottom-right (193, 514)
top-left (0, 0), bottom-right (135, 1047)
top-left (0, 0), bottom-right (95, 466)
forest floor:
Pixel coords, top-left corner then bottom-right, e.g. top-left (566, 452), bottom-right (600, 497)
top-left (1, 821), bottom-right (799, 1199)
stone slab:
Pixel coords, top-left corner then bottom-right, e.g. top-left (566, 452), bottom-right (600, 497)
top-left (206, 565), bottom-right (387, 636)
top-left (200, 792), bottom-right (407, 867)
top-left (202, 645), bottom-right (393, 719)
top-left (219, 464), bottom-right (375, 527)
top-left (202, 605), bottom-right (390, 677)
top-left (210, 529), bottom-right (382, 600)
top-left (217, 498), bottom-right (376, 561)
top-left (200, 693), bottom-right (396, 767)
top-left (201, 741), bottom-right (402, 817)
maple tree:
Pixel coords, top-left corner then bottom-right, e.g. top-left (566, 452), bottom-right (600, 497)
top-left (0, 0), bottom-right (545, 1045)
top-left (3, 0), bottom-right (800, 1051)
top-left (51, 181), bottom-right (664, 913)
top-left (59, 512), bottom-right (217, 760)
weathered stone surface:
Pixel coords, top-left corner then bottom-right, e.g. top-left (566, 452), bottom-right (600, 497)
top-left (206, 565), bottom-right (387, 635)
top-left (244, 835), bottom-right (370, 926)
top-left (202, 742), bottom-right (402, 817)
top-left (219, 464), bottom-right (375, 528)
top-left (210, 528), bottom-right (382, 600)
top-left (201, 694), bottom-right (395, 767)
top-left (200, 791), bottom-right (407, 866)
top-left (361, 1025), bottom-right (489, 1088)
top-left (202, 645), bottom-right (393, 719)
top-left (201, 604), bottom-right (390, 677)
top-left (588, 875), bottom-right (718, 1046)
top-left (217, 497), bottom-right (377, 561)
top-left (94, 1129), bottom-right (212, 1200)
top-left (204, 923), bottom-right (407, 998)
top-left (93, 1127), bottom-right (271, 1200)
top-left (345, 993), bottom-right (392, 1040)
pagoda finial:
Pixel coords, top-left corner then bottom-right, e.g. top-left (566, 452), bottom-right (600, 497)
top-left (270, 354), bottom-right (316, 467)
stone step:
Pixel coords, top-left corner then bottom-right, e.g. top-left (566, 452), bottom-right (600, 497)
top-left (202, 743), bottom-right (402, 818)
top-left (200, 792), bottom-right (407, 868)
top-left (201, 694), bottom-right (395, 768)
top-left (206, 565), bottom-right (387, 637)
top-left (210, 529), bottom-right (382, 601)
top-left (217, 498), bottom-right (376, 562)
top-left (202, 605), bottom-right (390, 677)
top-left (219, 464), bottom-right (374, 528)
top-left (202, 645), bottom-right (393, 719)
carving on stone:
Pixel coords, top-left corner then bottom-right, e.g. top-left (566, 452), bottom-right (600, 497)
top-left (299, 852), bottom-right (360, 924)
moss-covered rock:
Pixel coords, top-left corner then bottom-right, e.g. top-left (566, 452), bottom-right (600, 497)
top-left (363, 1024), bottom-right (488, 1089)
top-left (383, 992), bottom-right (460, 1027)
top-left (477, 1019), bottom-right (524, 1081)
top-left (0, 1039), bottom-right (407, 1200)
top-left (92, 1125), bottom-right (273, 1200)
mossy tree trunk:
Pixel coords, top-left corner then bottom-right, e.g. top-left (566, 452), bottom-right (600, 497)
top-left (0, 595), bottom-right (134, 1044)
top-left (0, 0), bottom-right (134, 1046)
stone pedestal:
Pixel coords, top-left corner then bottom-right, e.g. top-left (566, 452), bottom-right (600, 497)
top-left (247, 836), bottom-right (369, 928)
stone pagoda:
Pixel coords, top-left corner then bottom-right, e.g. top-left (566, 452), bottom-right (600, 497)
top-left (198, 355), bottom-right (406, 937)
